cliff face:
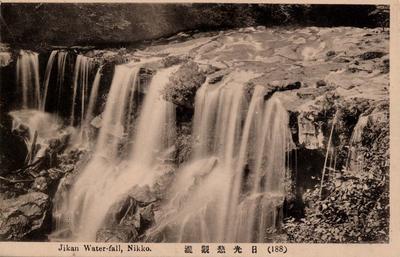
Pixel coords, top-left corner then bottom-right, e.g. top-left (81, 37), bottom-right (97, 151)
top-left (0, 26), bottom-right (389, 242)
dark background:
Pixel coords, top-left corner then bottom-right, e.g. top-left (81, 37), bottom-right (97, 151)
top-left (0, 4), bottom-right (389, 48)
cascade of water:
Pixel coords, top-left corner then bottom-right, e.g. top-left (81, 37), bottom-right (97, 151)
top-left (70, 55), bottom-right (94, 126)
top-left (41, 50), bottom-right (58, 111)
top-left (231, 92), bottom-right (290, 242)
top-left (130, 66), bottom-right (178, 166)
top-left (52, 64), bottom-right (178, 242)
top-left (16, 50), bottom-right (41, 109)
top-left (52, 64), bottom-right (140, 241)
top-left (345, 114), bottom-right (370, 173)
top-left (77, 66), bottom-right (102, 146)
top-left (148, 75), bottom-right (292, 243)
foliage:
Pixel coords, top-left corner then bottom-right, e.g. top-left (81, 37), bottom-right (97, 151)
top-left (186, 4), bottom-right (258, 29)
top-left (1, 4), bottom-right (389, 47)
top-left (368, 5), bottom-right (390, 29)
top-left (283, 106), bottom-right (389, 243)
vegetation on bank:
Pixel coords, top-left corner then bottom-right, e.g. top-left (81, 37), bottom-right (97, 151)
top-left (283, 103), bottom-right (389, 243)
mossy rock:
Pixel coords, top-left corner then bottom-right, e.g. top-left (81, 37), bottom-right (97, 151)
top-left (162, 61), bottom-right (206, 109)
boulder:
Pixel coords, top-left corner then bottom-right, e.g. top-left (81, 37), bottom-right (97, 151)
top-left (96, 226), bottom-right (139, 242)
top-left (0, 116), bottom-right (28, 175)
top-left (30, 177), bottom-right (48, 192)
top-left (0, 192), bottom-right (49, 240)
top-left (128, 185), bottom-right (157, 204)
top-left (162, 61), bottom-right (206, 108)
top-left (358, 51), bottom-right (386, 60)
top-left (297, 114), bottom-right (324, 150)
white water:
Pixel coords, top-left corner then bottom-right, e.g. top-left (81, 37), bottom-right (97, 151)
top-left (70, 55), bottom-right (95, 126)
top-left (16, 50), bottom-right (41, 109)
top-left (147, 74), bottom-right (293, 242)
top-left (76, 66), bottom-right (102, 147)
top-left (52, 64), bottom-right (178, 241)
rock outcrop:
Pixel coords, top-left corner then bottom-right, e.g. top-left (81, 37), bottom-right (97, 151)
top-left (0, 192), bottom-right (49, 240)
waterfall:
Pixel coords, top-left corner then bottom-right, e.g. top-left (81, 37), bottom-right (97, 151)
top-left (346, 114), bottom-right (369, 172)
top-left (77, 66), bottom-right (102, 147)
top-left (130, 66), bottom-right (177, 166)
top-left (16, 50), bottom-right (41, 109)
top-left (147, 74), bottom-right (293, 242)
top-left (51, 64), bottom-right (178, 241)
top-left (70, 55), bottom-right (95, 126)
top-left (41, 50), bottom-right (58, 111)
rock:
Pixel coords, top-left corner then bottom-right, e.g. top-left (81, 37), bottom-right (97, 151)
top-left (90, 115), bottom-right (103, 129)
top-left (128, 185), bottom-right (157, 204)
top-left (96, 226), bottom-right (139, 242)
top-left (105, 196), bottom-right (138, 227)
top-left (151, 164), bottom-right (176, 200)
top-left (297, 114), bottom-right (324, 150)
top-left (208, 73), bottom-right (225, 84)
top-left (316, 80), bottom-right (327, 88)
top-left (0, 192), bottom-right (49, 240)
top-left (326, 50), bottom-right (336, 57)
top-left (296, 86), bottom-right (335, 100)
top-left (199, 64), bottom-right (220, 75)
top-left (358, 51), bottom-right (386, 60)
top-left (0, 115), bottom-right (28, 175)
top-left (378, 58), bottom-right (389, 74)
top-left (47, 168), bottom-right (63, 180)
top-left (139, 204), bottom-right (155, 228)
top-left (162, 61), bottom-right (206, 108)
top-left (30, 177), bottom-right (48, 192)
top-left (161, 55), bottom-right (186, 67)
top-left (0, 44), bottom-right (12, 67)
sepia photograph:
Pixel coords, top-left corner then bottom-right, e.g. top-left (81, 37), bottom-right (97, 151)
top-left (0, 2), bottom-right (395, 255)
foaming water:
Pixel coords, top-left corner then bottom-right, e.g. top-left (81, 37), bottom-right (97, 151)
top-left (16, 50), bottom-right (41, 109)
top-left (51, 64), bottom-right (178, 241)
top-left (147, 74), bottom-right (293, 242)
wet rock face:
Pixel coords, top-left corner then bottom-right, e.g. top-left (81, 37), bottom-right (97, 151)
top-left (0, 115), bottom-right (28, 175)
top-left (0, 44), bottom-right (13, 67)
top-left (297, 114), bottom-right (324, 150)
top-left (98, 190), bottom-right (157, 243)
top-left (0, 192), bottom-right (49, 240)
top-left (96, 226), bottom-right (139, 242)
